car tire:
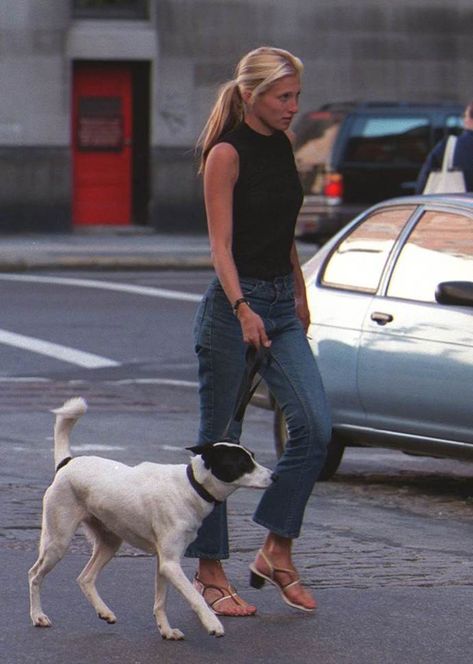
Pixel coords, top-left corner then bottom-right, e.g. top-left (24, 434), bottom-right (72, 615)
top-left (273, 405), bottom-right (345, 481)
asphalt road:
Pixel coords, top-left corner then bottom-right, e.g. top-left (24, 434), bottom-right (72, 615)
top-left (1, 270), bottom-right (472, 664)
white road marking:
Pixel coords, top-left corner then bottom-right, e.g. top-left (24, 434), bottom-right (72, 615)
top-left (0, 274), bottom-right (201, 302)
top-left (111, 378), bottom-right (198, 388)
top-left (0, 274), bottom-right (200, 367)
top-left (0, 329), bottom-right (119, 369)
top-left (69, 443), bottom-right (126, 452)
top-left (0, 376), bottom-right (198, 387)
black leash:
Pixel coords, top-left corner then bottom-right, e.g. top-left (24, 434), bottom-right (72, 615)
top-left (222, 345), bottom-right (271, 439)
top-left (186, 346), bottom-right (271, 503)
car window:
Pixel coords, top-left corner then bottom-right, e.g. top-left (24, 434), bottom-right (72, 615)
top-left (387, 210), bottom-right (473, 302)
top-left (343, 115), bottom-right (430, 165)
top-left (446, 114), bottom-right (463, 131)
top-left (321, 206), bottom-right (416, 292)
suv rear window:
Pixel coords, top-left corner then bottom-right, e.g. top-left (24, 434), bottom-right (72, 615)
top-left (343, 115), bottom-right (430, 165)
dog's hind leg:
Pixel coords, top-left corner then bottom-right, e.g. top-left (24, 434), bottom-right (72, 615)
top-left (77, 520), bottom-right (122, 624)
top-left (153, 557), bottom-right (185, 640)
top-left (28, 493), bottom-right (84, 627)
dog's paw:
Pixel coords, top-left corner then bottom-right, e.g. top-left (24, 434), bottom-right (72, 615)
top-left (209, 627), bottom-right (225, 638)
top-left (160, 627), bottom-right (185, 640)
top-left (33, 613), bottom-right (52, 628)
top-left (206, 616), bottom-right (225, 638)
top-left (98, 610), bottom-right (117, 624)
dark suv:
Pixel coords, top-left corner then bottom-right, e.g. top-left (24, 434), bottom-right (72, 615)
top-left (293, 101), bottom-right (463, 240)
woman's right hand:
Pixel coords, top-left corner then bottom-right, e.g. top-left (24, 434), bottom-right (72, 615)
top-left (237, 305), bottom-right (271, 349)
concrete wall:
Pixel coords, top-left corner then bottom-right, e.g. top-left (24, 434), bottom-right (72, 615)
top-left (0, 0), bottom-right (472, 233)
top-left (157, 0), bottom-right (472, 136)
top-left (0, 0), bottom-right (71, 231)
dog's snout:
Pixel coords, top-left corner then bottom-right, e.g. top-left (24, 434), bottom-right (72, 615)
top-left (270, 472), bottom-right (279, 483)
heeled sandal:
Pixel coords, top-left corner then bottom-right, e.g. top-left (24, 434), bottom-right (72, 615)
top-left (193, 574), bottom-right (257, 616)
top-left (249, 549), bottom-right (316, 612)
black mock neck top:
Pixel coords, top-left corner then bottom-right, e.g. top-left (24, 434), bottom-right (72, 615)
top-left (217, 122), bottom-right (303, 280)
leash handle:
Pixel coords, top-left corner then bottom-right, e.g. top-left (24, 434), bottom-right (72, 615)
top-left (222, 346), bottom-right (271, 439)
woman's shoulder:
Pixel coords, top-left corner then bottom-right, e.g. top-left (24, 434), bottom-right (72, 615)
top-left (205, 141), bottom-right (239, 180)
top-left (208, 141), bottom-right (239, 162)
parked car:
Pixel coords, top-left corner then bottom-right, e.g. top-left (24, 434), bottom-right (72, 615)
top-left (254, 193), bottom-right (473, 479)
top-left (293, 101), bottom-right (464, 241)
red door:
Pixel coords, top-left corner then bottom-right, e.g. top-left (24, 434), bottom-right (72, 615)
top-left (72, 64), bottom-right (132, 225)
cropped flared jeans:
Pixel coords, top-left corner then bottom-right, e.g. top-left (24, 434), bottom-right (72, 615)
top-left (185, 274), bottom-right (332, 559)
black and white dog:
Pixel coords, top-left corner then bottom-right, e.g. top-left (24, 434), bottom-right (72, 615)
top-left (28, 398), bottom-right (273, 639)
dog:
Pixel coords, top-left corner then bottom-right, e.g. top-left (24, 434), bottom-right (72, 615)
top-left (28, 397), bottom-right (273, 639)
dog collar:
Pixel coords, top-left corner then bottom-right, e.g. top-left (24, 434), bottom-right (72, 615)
top-left (186, 464), bottom-right (222, 505)
top-left (55, 456), bottom-right (72, 474)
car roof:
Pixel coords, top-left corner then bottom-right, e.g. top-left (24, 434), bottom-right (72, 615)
top-left (366, 193), bottom-right (473, 214)
top-left (297, 102), bottom-right (463, 132)
top-left (319, 101), bottom-right (463, 113)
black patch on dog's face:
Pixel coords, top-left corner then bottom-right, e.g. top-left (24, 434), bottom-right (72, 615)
top-left (188, 443), bottom-right (256, 483)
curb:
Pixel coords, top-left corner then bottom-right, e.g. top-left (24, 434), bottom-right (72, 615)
top-left (0, 256), bottom-right (214, 271)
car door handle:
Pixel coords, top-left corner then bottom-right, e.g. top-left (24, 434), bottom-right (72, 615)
top-left (370, 311), bottom-right (394, 326)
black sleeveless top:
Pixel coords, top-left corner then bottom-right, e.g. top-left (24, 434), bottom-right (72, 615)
top-left (218, 122), bottom-right (303, 280)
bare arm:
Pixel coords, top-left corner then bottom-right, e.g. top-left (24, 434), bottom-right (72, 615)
top-left (204, 143), bottom-right (271, 349)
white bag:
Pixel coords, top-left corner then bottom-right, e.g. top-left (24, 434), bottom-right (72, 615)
top-left (423, 135), bottom-right (466, 194)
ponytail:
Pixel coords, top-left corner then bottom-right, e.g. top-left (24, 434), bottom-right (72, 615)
top-left (196, 80), bottom-right (244, 173)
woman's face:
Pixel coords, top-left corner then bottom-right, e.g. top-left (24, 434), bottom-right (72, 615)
top-left (245, 75), bottom-right (301, 135)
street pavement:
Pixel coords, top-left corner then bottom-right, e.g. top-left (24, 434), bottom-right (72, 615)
top-left (1, 227), bottom-right (472, 663)
top-left (2, 547), bottom-right (471, 664)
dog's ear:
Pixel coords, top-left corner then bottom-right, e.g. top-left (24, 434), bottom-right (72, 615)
top-left (186, 443), bottom-right (215, 456)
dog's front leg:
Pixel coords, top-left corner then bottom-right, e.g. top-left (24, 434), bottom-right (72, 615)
top-left (154, 559), bottom-right (184, 640)
top-left (158, 557), bottom-right (224, 638)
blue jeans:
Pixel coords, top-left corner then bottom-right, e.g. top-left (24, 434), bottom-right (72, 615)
top-left (185, 274), bottom-right (332, 559)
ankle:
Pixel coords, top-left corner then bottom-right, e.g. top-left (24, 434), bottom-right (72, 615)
top-left (263, 534), bottom-right (292, 558)
top-left (197, 559), bottom-right (225, 582)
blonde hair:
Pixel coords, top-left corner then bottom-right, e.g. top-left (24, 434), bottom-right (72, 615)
top-left (197, 46), bottom-right (303, 172)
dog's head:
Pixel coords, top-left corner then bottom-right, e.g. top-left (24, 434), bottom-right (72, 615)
top-left (187, 442), bottom-right (274, 490)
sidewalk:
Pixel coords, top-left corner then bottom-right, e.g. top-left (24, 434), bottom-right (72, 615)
top-left (0, 227), bottom-right (316, 271)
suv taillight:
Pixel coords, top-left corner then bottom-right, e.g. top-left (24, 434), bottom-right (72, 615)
top-left (324, 172), bottom-right (343, 204)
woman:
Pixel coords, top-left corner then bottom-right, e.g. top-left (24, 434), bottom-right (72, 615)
top-left (416, 100), bottom-right (473, 193)
top-left (186, 47), bottom-right (332, 616)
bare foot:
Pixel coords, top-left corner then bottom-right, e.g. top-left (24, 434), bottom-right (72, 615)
top-left (194, 560), bottom-right (257, 617)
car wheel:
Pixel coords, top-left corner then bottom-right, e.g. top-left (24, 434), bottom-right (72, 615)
top-left (273, 406), bottom-right (345, 481)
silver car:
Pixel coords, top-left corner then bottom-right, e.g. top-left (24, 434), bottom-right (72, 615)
top-left (258, 194), bottom-right (473, 479)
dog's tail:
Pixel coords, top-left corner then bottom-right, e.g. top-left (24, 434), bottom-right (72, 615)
top-left (51, 397), bottom-right (88, 469)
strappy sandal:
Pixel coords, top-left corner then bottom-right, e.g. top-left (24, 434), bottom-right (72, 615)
top-left (193, 574), bottom-right (257, 616)
top-left (249, 549), bottom-right (316, 612)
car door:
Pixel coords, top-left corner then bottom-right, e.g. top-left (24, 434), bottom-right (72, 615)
top-left (357, 207), bottom-right (473, 444)
top-left (309, 204), bottom-right (417, 426)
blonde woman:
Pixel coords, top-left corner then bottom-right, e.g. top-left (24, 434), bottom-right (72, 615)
top-left (187, 47), bottom-right (331, 616)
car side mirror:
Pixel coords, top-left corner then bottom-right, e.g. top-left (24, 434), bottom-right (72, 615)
top-left (435, 281), bottom-right (473, 307)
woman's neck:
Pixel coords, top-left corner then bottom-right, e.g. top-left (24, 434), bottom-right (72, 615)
top-left (244, 114), bottom-right (275, 136)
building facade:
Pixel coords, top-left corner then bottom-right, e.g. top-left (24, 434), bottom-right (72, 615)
top-left (0, 0), bottom-right (472, 233)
